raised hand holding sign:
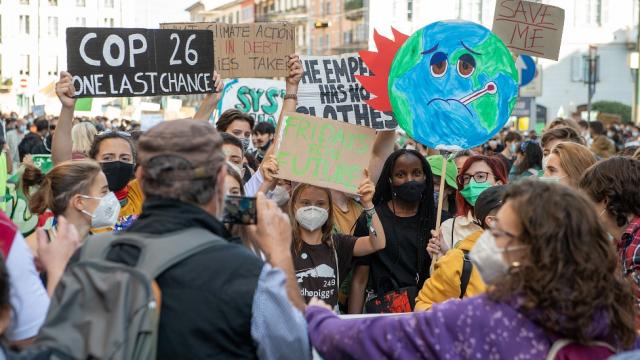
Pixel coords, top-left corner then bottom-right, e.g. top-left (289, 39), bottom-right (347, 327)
top-left (66, 28), bottom-right (215, 97)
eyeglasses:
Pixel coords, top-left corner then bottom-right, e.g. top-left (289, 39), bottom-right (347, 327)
top-left (457, 171), bottom-right (491, 185)
top-left (96, 130), bottom-right (131, 138)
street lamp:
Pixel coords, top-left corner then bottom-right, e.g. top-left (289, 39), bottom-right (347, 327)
top-left (585, 45), bottom-right (598, 122)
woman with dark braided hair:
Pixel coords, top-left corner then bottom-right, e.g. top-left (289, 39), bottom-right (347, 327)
top-left (348, 149), bottom-right (435, 314)
top-left (306, 181), bottom-right (637, 359)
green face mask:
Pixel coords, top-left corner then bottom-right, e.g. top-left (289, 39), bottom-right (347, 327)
top-left (460, 180), bottom-right (492, 206)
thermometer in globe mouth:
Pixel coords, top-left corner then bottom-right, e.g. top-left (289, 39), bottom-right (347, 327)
top-left (459, 82), bottom-right (497, 105)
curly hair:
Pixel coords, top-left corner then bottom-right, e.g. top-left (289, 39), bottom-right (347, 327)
top-left (488, 180), bottom-right (636, 348)
top-left (579, 157), bottom-right (640, 227)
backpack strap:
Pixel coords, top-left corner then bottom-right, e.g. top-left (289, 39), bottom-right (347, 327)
top-left (80, 228), bottom-right (227, 279)
top-left (110, 228), bottom-right (227, 279)
top-left (459, 250), bottom-right (472, 299)
top-left (79, 232), bottom-right (121, 261)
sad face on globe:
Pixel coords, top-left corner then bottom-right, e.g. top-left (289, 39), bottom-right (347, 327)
top-left (359, 20), bottom-right (519, 150)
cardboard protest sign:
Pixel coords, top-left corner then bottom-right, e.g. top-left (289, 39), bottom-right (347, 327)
top-left (217, 78), bottom-right (285, 127)
top-left (359, 23), bottom-right (518, 151)
top-left (160, 22), bottom-right (295, 78)
top-left (66, 27), bottom-right (214, 97)
top-left (274, 112), bottom-right (375, 194)
top-left (492, 0), bottom-right (565, 61)
top-left (299, 53), bottom-right (396, 130)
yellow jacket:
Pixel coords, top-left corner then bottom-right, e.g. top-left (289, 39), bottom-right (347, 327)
top-left (415, 230), bottom-right (487, 311)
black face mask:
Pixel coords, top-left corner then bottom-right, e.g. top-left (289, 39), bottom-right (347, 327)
top-left (101, 161), bottom-right (135, 192)
top-left (393, 181), bottom-right (426, 202)
top-left (260, 139), bottom-right (272, 152)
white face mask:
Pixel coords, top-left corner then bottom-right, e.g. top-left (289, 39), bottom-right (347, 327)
top-left (539, 175), bottom-right (565, 183)
top-left (295, 206), bottom-right (329, 232)
top-left (270, 185), bottom-right (290, 206)
top-left (80, 192), bottom-right (121, 228)
top-left (469, 230), bottom-right (509, 285)
top-left (542, 155), bottom-right (549, 170)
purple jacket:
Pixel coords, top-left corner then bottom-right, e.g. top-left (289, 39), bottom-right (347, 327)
top-left (306, 295), bottom-right (623, 360)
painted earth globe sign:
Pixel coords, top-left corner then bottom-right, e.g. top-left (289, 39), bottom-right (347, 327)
top-left (358, 20), bottom-right (519, 151)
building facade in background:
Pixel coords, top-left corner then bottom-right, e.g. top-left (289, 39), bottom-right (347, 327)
top-left (369, 0), bottom-right (637, 125)
top-left (0, 0), bottom-right (132, 114)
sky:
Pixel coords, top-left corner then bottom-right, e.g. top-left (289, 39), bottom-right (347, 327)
top-left (133, 0), bottom-right (193, 28)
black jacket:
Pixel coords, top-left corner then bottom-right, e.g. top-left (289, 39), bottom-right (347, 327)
top-left (107, 197), bottom-right (264, 359)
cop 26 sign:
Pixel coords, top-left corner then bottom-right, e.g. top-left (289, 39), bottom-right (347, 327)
top-left (66, 27), bottom-right (215, 97)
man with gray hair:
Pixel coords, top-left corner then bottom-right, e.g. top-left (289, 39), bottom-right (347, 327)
top-left (105, 119), bottom-right (309, 359)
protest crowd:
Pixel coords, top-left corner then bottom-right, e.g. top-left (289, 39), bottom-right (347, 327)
top-left (4, 10), bottom-right (640, 360)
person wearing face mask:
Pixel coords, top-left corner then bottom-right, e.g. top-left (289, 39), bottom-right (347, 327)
top-left (251, 122), bottom-right (275, 164)
top-left (13, 161), bottom-right (112, 346)
top-left (415, 185), bottom-right (505, 311)
top-left (540, 142), bottom-right (596, 187)
top-left (508, 140), bottom-right (543, 182)
top-left (53, 72), bottom-right (144, 232)
top-left (290, 176), bottom-right (385, 311)
top-left (270, 179), bottom-right (292, 209)
top-left (214, 54), bottom-right (302, 198)
top-left (305, 181), bottom-right (637, 359)
top-left (428, 155), bottom-right (507, 261)
top-left (348, 149), bottom-right (436, 314)
top-left (97, 119), bottom-right (310, 359)
top-left (498, 131), bottom-right (522, 172)
top-left (579, 157), bottom-right (640, 321)
top-left (426, 155), bottom-right (458, 222)
top-left (22, 160), bottom-right (119, 250)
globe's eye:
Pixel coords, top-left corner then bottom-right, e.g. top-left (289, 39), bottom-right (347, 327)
top-left (430, 52), bottom-right (448, 78)
top-left (457, 53), bottom-right (476, 78)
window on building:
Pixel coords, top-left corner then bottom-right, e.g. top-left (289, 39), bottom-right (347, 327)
top-left (456, 0), bottom-right (482, 22)
top-left (0, 16), bottom-right (2, 44)
top-left (104, 0), bottom-right (114, 8)
top-left (323, 0), bottom-right (331, 15)
top-left (49, 0), bottom-right (57, 5)
top-left (20, 55), bottom-right (30, 75)
top-left (236, 11), bottom-right (240, 23)
top-left (76, 17), bottom-right (86, 26)
top-left (19, 0), bottom-right (29, 4)
top-left (19, 15), bottom-right (30, 35)
top-left (407, 0), bottom-right (413, 21)
top-left (103, 17), bottom-right (114, 27)
top-left (47, 57), bottom-right (58, 76)
top-left (585, 0), bottom-right (603, 26)
top-left (76, 0), bottom-right (85, 6)
top-left (48, 16), bottom-right (58, 37)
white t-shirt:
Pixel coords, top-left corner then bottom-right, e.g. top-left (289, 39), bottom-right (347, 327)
top-left (5, 229), bottom-right (50, 341)
top-left (439, 212), bottom-right (482, 252)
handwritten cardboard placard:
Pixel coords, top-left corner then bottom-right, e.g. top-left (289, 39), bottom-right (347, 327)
top-left (298, 53), bottom-right (396, 130)
top-left (492, 0), bottom-right (565, 61)
top-left (66, 27), bottom-right (214, 97)
top-left (161, 22), bottom-right (295, 78)
top-left (274, 112), bottom-right (375, 194)
top-left (217, 78), bottom-right (285, 127)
